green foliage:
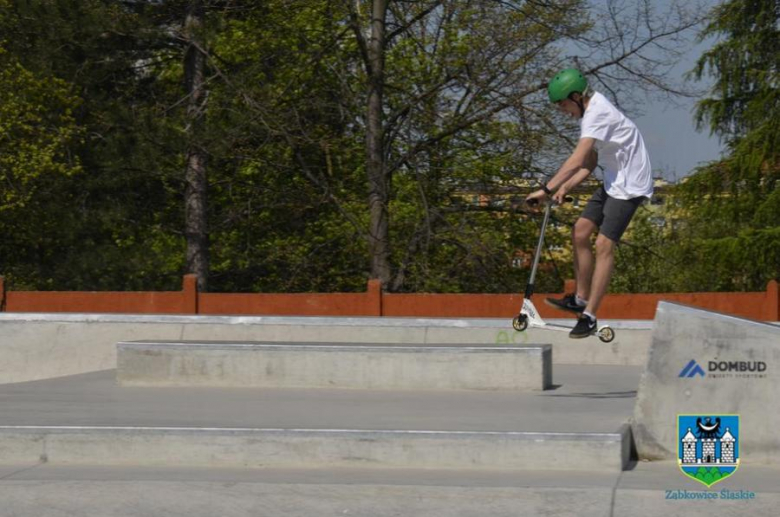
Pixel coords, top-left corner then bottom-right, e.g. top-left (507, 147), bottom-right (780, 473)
top-left (692, 0), bottom-right (779, 149)
top-left (202, 0), bottom-right (369, 292)
top-left (358, 0), bottom-right (588, 292)
top-left (611, 1), bottom-right (778, 294)
top-left (2, 0), bottom-right (752, 296)
top-left (611, 207), bottom-right (680, 293)
top-left (672, 0), bottom-right (780, 291)
top-left (0, 0), bottom-right (186, 290)
top-left (0, 46), bottom-right (82, 210)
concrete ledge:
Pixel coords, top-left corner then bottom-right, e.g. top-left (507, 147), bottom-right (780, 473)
top-left (0, 465), bottom-right (619, 517)
top-left (0, 313), bottom-right (655, 328)
top-left (116, 341), bottom-right (552, 391)
top-left (1, 482), bottom-right (776, 517)
top-left (0, 313), bottom-right (652, 384)
top-left (0, 426), bottom-right (628, 472)
top-left (0, 481), bottom-right (616, 517)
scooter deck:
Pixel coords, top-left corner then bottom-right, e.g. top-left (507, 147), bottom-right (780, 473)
top-left (543, 297), bottom-right (585, 316)
top-left (528, 322), bottom-right (574, 331)
top-left (526, 321), bottom-right (611, 341)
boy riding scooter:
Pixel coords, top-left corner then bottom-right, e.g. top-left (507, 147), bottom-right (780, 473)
top-left (525, 69), bottom-right (653, 338)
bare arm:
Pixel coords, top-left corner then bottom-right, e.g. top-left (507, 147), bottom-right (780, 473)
top-left (553, 167), bottom-right (592, 204)
top-left (526, 138), bottom-right (597, 204)
top-left (546, 138), bottom-right (597, 191)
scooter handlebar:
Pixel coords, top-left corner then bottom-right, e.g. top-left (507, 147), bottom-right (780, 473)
top-left (526, 196), bottom-right (573, 207)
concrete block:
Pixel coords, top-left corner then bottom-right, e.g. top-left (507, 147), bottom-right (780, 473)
top-left (633, 302), bottom-right (780, 463)
top-left (0, 318), bottom-right (184, 384)
top-left (116, 341), bottom-right (552, 391)
top-left (0, 426), bottom-right (628, 471)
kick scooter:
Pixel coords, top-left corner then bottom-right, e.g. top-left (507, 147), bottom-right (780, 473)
top-left (512, 199), bottom-right (615, 343)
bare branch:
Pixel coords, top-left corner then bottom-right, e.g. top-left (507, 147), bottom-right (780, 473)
top-left (387, 0), bottom-right (444, 42)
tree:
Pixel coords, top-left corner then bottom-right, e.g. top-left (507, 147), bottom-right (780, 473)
top-left (0, 0), bottom-right (187, 290)
top-left (677, 0), bottom-right (779, 290)
top-left (0, 0), bottom-right (711, 295)
top-left (345, 0), bottom-right (587, 290)
top-left (182, 0), bottom-right (210, 291)
top-left (193, 1), bottom-right (371, 293)
top-left (346, 0), bottom-right (705, 292)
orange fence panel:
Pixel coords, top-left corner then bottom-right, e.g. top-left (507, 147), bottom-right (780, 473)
top-left (0, 276), bottom-right (777, 321)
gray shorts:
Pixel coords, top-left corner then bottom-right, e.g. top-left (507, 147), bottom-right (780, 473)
top-left (580, 186), bottom-right (645, 242)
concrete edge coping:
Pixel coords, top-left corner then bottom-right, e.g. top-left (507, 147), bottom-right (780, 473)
top-left (117, 341), bottom-right (553, 353)
top-left (0, 426), bottom-right (625, 442)
top-left (0, 313), bottom-right (656, 330)
top-left (657, 301), bottom-right (780, 329)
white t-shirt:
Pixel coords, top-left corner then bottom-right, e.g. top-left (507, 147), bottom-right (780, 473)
top-left (580, 92), bottom-right (653, 200)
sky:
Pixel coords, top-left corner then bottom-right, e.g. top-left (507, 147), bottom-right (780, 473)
top-left (629, 1), bottom-right (725, 181)
top-left (632, 39), bottom-right (725, 181)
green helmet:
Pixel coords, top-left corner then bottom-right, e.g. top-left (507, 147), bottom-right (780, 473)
top-left (548, 69), bottom-right (588, 103)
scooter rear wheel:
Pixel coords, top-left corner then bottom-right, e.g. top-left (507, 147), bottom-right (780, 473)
top-left (598, 326), bottom-right (615, 343)
top-left (512, 314), bottom-right (528, 332)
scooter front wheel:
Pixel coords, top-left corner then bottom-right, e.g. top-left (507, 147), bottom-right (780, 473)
top-left (512, 314), bottom-right (528, 332)
top-left (598, 326), bottom-right (615, 343)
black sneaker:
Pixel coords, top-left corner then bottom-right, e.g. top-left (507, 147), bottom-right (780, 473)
top-left (545, 294), bottom-right (586, 314)
top-left (570, 314), bottom-right (597, 338)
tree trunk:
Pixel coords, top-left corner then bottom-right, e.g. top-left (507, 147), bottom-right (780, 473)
top-left (183, 1), bottom-right (209, 292)
top-left (366, 0), bottom-right (392, 288)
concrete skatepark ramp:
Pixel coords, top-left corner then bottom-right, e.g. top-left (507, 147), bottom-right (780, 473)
top-left (0, 304), bottom-right (778, 515)
top-left (633, 301), bottom-right (780, 463)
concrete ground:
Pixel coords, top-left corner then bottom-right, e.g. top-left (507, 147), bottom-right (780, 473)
top-left (0, 365), bottom-right (636, 472)
top-left (0, 366), bottom-right (777, 515)
top-left (0, 461), bottom-right (777, 517)
top-left (1, 311), bottom-right (776, 516)
top-left (0, 365), bottom-right (638, 432)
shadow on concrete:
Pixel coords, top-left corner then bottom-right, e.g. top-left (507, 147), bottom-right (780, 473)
top-left (544, 391), bottom-right (637, 399)
top-left (622, 459), bottom-right (639, 471)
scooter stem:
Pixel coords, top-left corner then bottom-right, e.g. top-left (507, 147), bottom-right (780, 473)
top-left (525, 201), bottom-right (552, 299)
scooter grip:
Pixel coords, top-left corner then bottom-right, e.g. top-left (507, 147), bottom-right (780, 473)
top-left (526, 196), bottom-right (573, 206)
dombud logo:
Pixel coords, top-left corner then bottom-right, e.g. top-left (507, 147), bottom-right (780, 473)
top-left (679, 360), bottom-right (706, 378)
top-left (679, 359), bottom-right (768, 378)
top-left (708, 361), bottom-right (766, 373)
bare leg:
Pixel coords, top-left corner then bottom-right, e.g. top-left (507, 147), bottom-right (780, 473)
top-left (572, 218), bottom-right (598, 300)
top-left (584, 234), bottom-right (616, 316)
